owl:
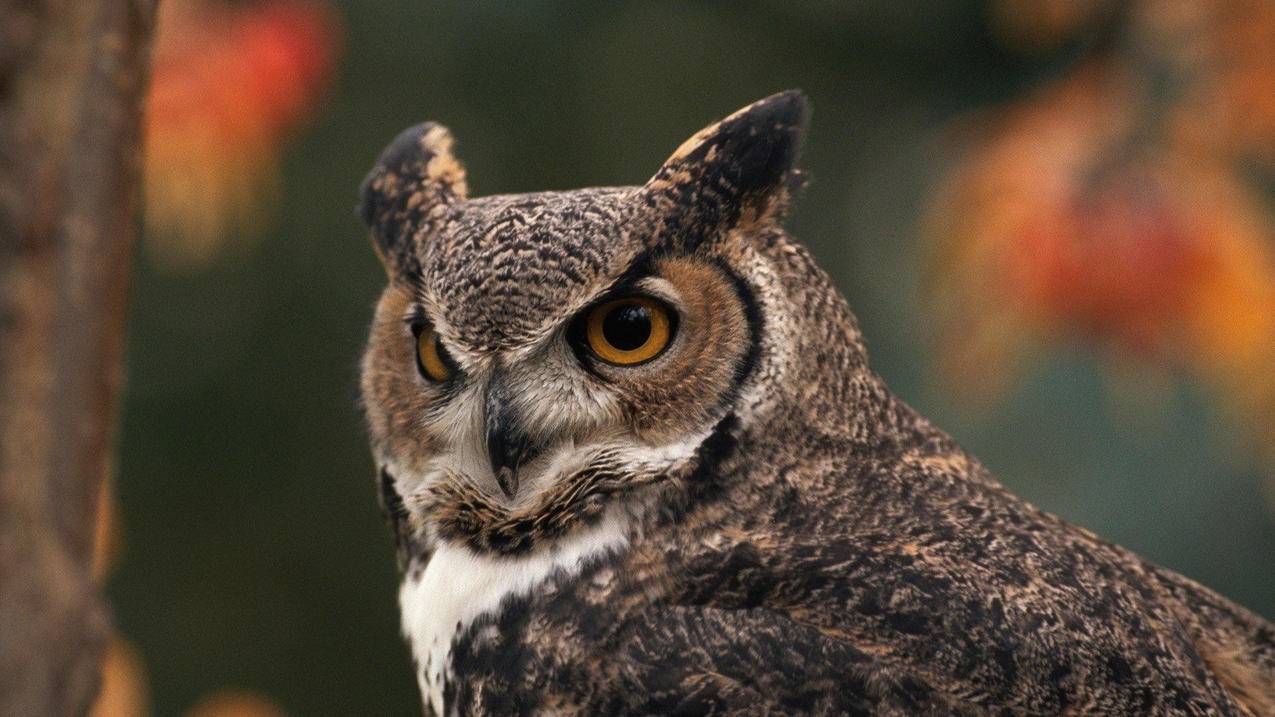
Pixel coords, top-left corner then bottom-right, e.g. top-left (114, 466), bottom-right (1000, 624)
top-left (358, 92), bottom-right (1275, 715)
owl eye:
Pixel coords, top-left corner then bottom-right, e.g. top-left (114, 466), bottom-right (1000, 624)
top-left (584, 296), bottom-right (675, 366)
top-left (413, 322), bottom-right (454, 382)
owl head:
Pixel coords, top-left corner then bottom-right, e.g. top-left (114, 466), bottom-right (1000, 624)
top-left (359, 91), bottom-right (873, 559)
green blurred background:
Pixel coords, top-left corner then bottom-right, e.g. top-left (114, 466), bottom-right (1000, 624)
top-left (112, 1), bottom-right (1275, 714)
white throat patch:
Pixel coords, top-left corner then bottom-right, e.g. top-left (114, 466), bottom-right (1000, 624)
top-left (399, 510), bottom-right (631, 716)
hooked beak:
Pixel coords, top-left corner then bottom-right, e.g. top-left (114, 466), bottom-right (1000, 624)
top-left (484, 375), bottom-right (536, 499)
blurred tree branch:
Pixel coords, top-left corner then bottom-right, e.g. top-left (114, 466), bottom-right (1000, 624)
top-left (0, 0), bottom-right (155, 713)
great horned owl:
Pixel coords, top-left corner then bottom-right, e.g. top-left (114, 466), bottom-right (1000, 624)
top-left (358, 92), bottom-right (1275, 715)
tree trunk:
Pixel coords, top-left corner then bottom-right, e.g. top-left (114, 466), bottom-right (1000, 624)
top-left (0, 0), bottom-right (156, 713)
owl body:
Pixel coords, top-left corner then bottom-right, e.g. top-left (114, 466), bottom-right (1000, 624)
top-left (359, 93), bottom-right (1275, 715)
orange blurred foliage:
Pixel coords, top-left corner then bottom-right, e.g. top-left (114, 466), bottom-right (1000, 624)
top-left (186, 690), bottom-right (289, 717)
top-left (89, 639), bottom-right (149, 717)
top-left (928, 1), bottom-right (1275, 484)
top-left (92, 473), bottom-right (122, 582)
top-left (143, 0), bottom-right (340, 270)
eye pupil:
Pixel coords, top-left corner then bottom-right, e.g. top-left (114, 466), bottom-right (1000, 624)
top-left (602, 304), bottom-right (653, 351)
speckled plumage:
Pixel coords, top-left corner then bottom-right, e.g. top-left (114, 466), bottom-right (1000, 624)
top-left (358, 92), bottom-right (1275, 716)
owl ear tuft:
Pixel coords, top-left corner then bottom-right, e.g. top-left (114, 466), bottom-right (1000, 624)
top-left (359, 122), bottom-right (468, 275)
top-left (644, 90), bottom-right (809, 248)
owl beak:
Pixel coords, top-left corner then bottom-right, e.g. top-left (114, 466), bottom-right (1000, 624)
top-left (493, 465), bottom-right (518, 499)
top-left (485, 382), bottom-right (532, 499)
top-left (486, 416), bottom-right (527, 499)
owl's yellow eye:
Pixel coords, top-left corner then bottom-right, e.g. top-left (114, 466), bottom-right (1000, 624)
top-left (585, 296), bottom-right (674, 366)
top-left (414, 323), bottom-right (453, 382)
